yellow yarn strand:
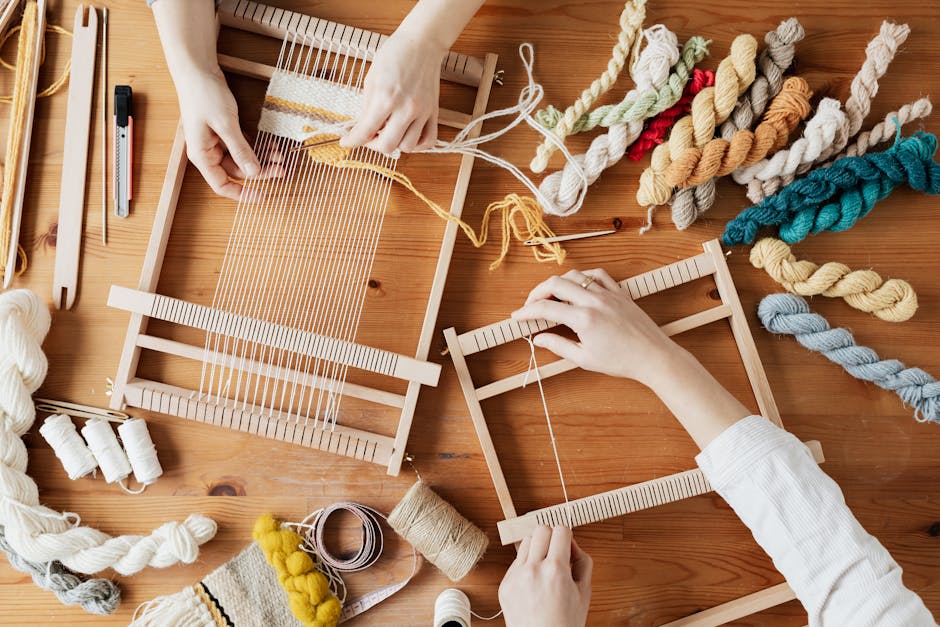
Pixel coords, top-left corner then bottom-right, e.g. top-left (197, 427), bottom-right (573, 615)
top-left (253, 514), bottom-right (342, 627)
top-left (0, 23), bottom-right (72, 103)
top-left (302, 138), bottom-right (565, 270)
top-left (750, 238), bottom-right (918, 322)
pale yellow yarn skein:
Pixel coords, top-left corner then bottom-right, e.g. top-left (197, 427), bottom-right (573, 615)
top-left (750, 238), bottom-right (918, 323)
top-left (388, 481), bottom-right (488, 582)
top-left (529, 0), bottom-right (647, 173)
top-left (636, 34), bottom-right (757, 207)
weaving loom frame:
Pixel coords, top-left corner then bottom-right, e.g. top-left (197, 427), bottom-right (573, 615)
top-left (444, 239), bottom-right (822, 625)
top-left (108, 0), bottom-right (498, 477)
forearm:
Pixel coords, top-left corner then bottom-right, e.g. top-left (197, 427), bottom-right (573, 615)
top-left (643, 344), bottom-right (751, 450)
top-left (151, 0), bottom-right (220, 83)
top-left (395, 0), bottom-right (484, 50)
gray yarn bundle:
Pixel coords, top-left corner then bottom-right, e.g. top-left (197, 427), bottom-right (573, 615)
top-left (0, 525), bottom-right (121, 614)
top-left (758, 293), bottom-right (940, 423)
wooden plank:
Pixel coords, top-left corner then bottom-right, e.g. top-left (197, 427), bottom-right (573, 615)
top-left (217, 54), bottom-right (472, 130)
top-left (52, 5), bottom-right (97, 310)
top-left (475, 304), bottom-right (734, 401)
top-left (496, 441), bottom-right (825, 545)
top-left (659, 583), bottom-right (798, 627)
top-left (108, 285), bottom-right (441, 387)
top-left (136, 334), bottom-right (406, 409)
top-left (385, 52), bottom-right (499, 476)
top-left (217, 0), bottom-right (485, 87)
top-left (124, 378), bottom-right (394, 465)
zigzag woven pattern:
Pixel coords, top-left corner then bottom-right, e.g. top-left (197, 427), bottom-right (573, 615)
top-left (758, 293), bottom-right (940, 423)
top-left (723, 132), bottom-right (940, 246)
top-left (750, 238), bottom-right (918, 322)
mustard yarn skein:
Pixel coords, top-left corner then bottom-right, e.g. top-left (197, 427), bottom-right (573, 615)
top-left (749, 238), bottom-right (918, 322)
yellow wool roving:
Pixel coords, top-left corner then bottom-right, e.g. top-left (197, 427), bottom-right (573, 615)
top-left (253, 514), bottom-right (342, 627)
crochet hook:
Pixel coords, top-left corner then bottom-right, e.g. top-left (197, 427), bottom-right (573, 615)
top-left (524, 229), bottom-right (617, 246)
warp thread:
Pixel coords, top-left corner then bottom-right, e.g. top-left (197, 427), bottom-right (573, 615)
top-left (665, 76), bottom-right (812, 187)
top-left (534, 28), bottom-right (702, 217)
top-left (636, 34), bottom-right (757, 208)
top-left (750, 238), bottom-right (918, 322)
top-left (530, 0), bottom-right (647, 172)
top-left (740, 22), bottom-right (909, 201)
top-left (535, 33), bottom-right (708, 134)
top-left (627, 68), bottom-right (714, 161)
top-left (723, 131), bottom-right (940, 246)
top-left (0, 525), bottom-right (121, 615)
top-left (0, 289), bottom-right (217, 575)
top-left (758, 293), bottom-right (940, 423)
top-left (388, 481), bottom-right (488, 583)
top-left (670, 19), bottom-right (804, 230)
top-left (39, 414), bottom-right (98, 479)
top-left (253, 515), bottom-right (342, 627)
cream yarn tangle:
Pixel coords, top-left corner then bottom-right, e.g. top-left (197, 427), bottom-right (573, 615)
top-left (0, 289), bottom-right (217, 575)
top-left (388, 481), bottom-right (488, 582)
top-left (750, 238), bottom-right (918, 322)
top-left (537, 26), bottom-right (688, 217)
top-left (530, 0), bottom-right (647, 173)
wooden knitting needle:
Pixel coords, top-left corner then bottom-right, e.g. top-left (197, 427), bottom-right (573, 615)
top-left (524, 229), bottom-right (617, 246)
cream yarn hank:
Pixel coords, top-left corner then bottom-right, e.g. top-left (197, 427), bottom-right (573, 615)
top-left (750, 238), bottom-right (918, 322)
top-left (0, 289), bottom-right (217, 575)
top-left (831, 97), bottom-right (932, 161)
top-left (636, 33), bottom-right (757, 208)
top-left (530, 0), bottom-right (647, 173)
top-left (388, 481), bottom-right (488, 583)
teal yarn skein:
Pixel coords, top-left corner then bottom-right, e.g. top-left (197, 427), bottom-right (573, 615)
top-left (723, 130), bottom-right (940, 246)
top-left (758, 293), bottom-right (940, 424)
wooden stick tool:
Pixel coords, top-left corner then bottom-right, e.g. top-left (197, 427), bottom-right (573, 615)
top-left (52, 5), bottom-right (98, 309)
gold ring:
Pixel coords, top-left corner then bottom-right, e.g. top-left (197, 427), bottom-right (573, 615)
top-left (579, 275), bottom-right (596, 289)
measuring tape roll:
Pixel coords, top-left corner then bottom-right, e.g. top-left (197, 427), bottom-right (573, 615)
top-left (307, 502), bottom-right (384, 573)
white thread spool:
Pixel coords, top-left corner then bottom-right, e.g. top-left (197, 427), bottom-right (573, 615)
top-left (81, 418), bottom-right (131, 483)
top-left (38, 414), bottom-right (98, 479)
top-left (117, 418), bottom-right (162, 485)
top-left (434, 588), bottom-right (472, 627)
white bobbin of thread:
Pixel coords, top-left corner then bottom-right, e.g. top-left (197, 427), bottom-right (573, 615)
top-left (81, 418), bottom-right (132, 483)
top-left (117, 418), bottom-right (163, 486)
top-left (38, 414), bottom-right (98, 480)
top-left (434, 588), bottom-right (472, 627)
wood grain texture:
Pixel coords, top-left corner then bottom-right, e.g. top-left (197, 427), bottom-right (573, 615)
top-left (2, 0), bottom-right (939, 625)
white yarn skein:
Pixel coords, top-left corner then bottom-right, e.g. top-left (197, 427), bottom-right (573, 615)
top-left (0, 289), bottom-right (217, 575)
top-left (435, 588), bottom-right (472, 627)
top-left (81, 419), bottom-right (131, 484)
top-left (117, 418), bottom-right (163, 486)
top-left (538, 26), bottom-right (680, 217)
top-left (39, 414), bottom-right (98, 480)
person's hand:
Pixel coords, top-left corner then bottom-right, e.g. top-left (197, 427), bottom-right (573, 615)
top-left (340, 27), bottom-right (443, 154)
top-left (498, 526), bottom-right (592, 627)
top-left (511, 268), bottom-right (679, 386)
top-left (176, 69), bottom-right (274, 201)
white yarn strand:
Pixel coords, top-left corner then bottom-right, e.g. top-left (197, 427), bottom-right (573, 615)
top-left (39, 414), bottom-right (98, 480)
top-left (117, 418), bottom-right (163, 486)
top-left (80, 419), bottom-right (131, 484)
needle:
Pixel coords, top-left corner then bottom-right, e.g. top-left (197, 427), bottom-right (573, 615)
top-left (524, 229), bottom-right (617, 246)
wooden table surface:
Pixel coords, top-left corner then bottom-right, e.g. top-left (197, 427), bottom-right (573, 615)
top-left (2, 0), bottom-right (938, 625)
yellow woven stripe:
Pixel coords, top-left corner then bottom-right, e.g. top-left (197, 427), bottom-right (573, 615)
top-left (263, 95), bottom-right (352, 123)
top-left (193, 583), bottom-right (230, 627)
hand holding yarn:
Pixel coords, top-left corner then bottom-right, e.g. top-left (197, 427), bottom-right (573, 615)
top-left (758, 293), bottom-right (940, 423)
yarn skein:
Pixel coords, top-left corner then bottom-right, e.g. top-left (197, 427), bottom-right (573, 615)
top-left (749, 238), bottom-right (918, 322)
top-left (39, 414), bottom-right (98, 479)
top-left (723, 132), bottom-right (940, 246)
top-left (388, 481), bottom-right (488, 583)
top-left (0, 525), bottom-right (121, 615)
top-left (669, 19), bottom-right (804, 230)
top-left (530, 0), bottom-right (647, 172)
top-left (627, 68), bottom-right (715, 161)
top-left (0, 289), bottom-right (217, 575)
top-left (832, 97), bottom-right (932, 162)
top-left (758, 293), bottom-right (940, 423)
top-left (636, 34), bottom-right (757, 208)
top-left (81, 418), bottom-right (131, 483)
top-left (536, 27), bottom-right (694, 217)
top-left (665, 76), bottom-right (812, 187)
top-left (117, 418), bottom-right (163, 486)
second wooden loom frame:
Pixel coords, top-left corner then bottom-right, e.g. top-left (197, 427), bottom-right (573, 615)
top-left (444, 239), bottom-right (824, 625)
top-left (107, 0), bottom-right (497, 477)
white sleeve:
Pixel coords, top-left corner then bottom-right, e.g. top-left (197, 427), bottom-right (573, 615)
top-left (695, 415), bottom-right (936, 626)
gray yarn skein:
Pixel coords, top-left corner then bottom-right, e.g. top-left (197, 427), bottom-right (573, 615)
top-left (671, 18), bottom-right (805, 230)
top-left (758, 293), bottom-right (940, 423)
top-left (0, 525), bottom-right (121, 615)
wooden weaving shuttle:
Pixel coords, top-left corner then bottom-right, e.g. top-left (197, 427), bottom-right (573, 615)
top-left (52, 5), bottom-right (98, 309)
